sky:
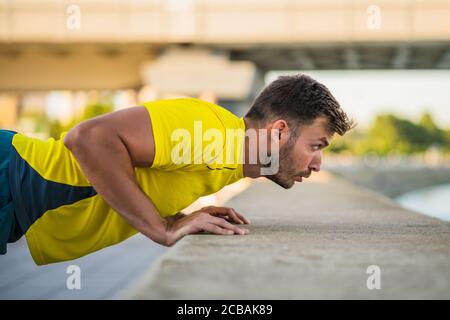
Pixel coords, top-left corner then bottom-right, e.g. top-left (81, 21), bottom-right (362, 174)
top-left (267, 70), bottom-right (450, 130)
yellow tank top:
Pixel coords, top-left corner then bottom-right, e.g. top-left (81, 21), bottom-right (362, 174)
top-left (9, 98), bottom-right (246, 265)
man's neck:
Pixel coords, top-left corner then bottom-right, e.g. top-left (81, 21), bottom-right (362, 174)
top-left (242, 117), bottom-right (262, 179)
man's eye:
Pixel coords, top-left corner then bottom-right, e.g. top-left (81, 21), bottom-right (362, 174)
top-left (312, 144), bottom-right (322, 151)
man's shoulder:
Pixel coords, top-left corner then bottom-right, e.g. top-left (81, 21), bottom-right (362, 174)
top-left (141, 98), bottom-right (241, 129)
top-left (142, 97), bottom-right (228, 113)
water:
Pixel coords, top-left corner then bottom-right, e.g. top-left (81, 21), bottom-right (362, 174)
top-left (396, 183), bottom-right (450, 222)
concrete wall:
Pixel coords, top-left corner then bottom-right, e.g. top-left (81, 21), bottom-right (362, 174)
top-left (122, 173), bottom-right (450, 299)
top-left (330, 166), bottom-right (450, 198)
top-left (0, 45), bottom-right (155, 91)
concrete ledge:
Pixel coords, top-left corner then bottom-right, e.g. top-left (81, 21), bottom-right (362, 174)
top-left (123, 173), bottom-right (450, 299)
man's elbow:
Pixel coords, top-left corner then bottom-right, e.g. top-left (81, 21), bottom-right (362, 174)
top-left (64, 121), bottom-right (99, 152)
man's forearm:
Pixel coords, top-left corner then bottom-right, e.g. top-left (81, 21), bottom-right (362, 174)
top-left (64, 124), bottom-right (169, 245)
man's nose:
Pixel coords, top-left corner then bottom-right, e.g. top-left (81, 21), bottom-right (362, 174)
top-left (309, 152), bottom-right (322, 172)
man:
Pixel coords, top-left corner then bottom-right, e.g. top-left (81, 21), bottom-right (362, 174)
top-left (0, 74), bottom-right (353, 265)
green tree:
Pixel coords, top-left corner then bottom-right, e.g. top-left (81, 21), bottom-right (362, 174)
top-left (326, 112), bottom-right (450, 156)
top-left (444, 129), bottom-right (450, 152)
top-left (361, 114), bottom-right (430, 155)
top-left (419, 112), bottom-right (445, 146)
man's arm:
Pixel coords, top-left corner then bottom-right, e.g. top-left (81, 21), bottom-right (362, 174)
top-left (64, 107), bottom-right (248, 246)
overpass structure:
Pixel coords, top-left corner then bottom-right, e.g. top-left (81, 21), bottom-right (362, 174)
top-left (1, 0), bottom-right (450, 93)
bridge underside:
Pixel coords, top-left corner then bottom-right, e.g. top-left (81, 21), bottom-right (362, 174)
top-left (228, 41), bottom-right (450, 71)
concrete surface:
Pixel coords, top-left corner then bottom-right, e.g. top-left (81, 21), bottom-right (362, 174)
top-left (0, 233), bottom-right (167, 299)
top-left (124, 173), bottom-right (450, 299)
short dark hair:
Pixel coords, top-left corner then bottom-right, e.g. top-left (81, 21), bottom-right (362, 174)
top-left (245, 74), bottom-right (355, 136)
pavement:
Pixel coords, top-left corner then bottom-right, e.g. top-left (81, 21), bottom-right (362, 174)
top-left (0, 233), bottom-right (167, 299)
top-left (123, 172), bottom-right (450, 299)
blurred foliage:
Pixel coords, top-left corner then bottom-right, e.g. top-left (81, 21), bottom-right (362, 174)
top-left (445, 130), bottom-right (450, 153)
top-left (326, 112), bottom-right (450, 156)
top-left (48, 103), bottom-right (114, 139)
top-left (19, 109), bottom-right (50, 135)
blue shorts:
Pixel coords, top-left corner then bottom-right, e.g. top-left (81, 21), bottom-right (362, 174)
top-left (0, 129), bottom-right (21, 254)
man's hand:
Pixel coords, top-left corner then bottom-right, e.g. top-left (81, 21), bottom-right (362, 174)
top-left (200, 206), bottom-right (251, 225)
top-left (165, 206), bottom-right (251, 246)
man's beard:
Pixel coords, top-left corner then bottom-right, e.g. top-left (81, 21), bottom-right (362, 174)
top-left (264, 137), bottom-right (298, 189)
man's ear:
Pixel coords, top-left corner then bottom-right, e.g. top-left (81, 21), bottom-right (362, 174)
top-left (269, 119), bottom-right (289, 143)
top-left (268, 119), bottom-right (288, 131)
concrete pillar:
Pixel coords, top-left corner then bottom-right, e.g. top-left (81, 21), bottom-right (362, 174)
top-left (218, 67), bottom-right (266, 117)
top-left (140, 47), bottom-right (257, 104)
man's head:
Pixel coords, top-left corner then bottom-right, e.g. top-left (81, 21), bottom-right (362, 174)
top-left (244, 74), bottom-right (354, 189)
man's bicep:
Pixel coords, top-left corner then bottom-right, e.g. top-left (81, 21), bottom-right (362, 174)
top-left (99, 106), bottom-right (156, 167)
